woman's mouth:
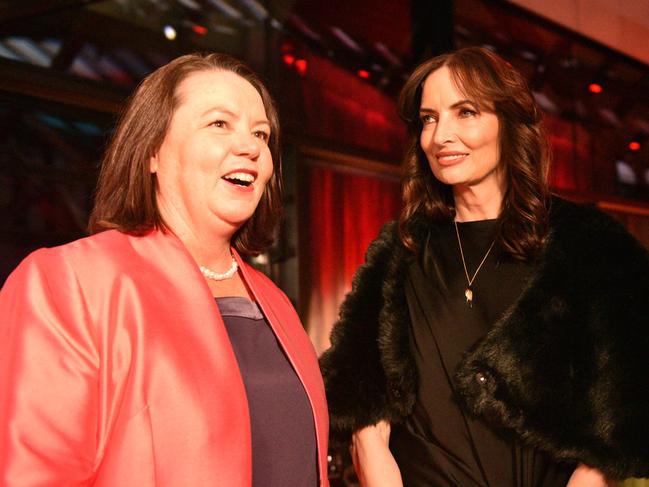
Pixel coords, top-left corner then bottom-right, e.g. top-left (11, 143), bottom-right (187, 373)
top-left (222, 171), bottom-right (256, 188)
top-left (436, 153), bottom-right (468, 165)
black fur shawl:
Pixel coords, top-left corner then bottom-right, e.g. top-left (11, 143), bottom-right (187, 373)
top-left (319, 198), bottom-right (649, 479)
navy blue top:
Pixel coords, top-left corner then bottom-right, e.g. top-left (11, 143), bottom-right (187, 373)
top-left (216, 296), bottom-right (317, 487)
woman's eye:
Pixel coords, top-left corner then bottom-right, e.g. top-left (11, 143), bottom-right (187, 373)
top-left (459, 108), bottom-right (477, 117)
top-left (421, 114), bottom-right (436, 124)
top-left (211, 120), bottom-right (226, 128)
top-left (253, 131), bottom-right (269, 142)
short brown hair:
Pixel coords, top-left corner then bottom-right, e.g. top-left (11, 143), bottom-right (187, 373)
top-left (89, 52), bottom-right (283, 255)
top-left (398, 46), bottom-right (550, 261)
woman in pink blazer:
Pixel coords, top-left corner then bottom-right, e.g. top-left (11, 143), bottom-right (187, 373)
top-left (0, 53), bottom-right (329, 487)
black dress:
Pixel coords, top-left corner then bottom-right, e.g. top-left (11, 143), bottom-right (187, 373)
top-left (389, 220), bottom-right (575, 487)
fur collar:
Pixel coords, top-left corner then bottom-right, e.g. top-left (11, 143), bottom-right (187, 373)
top-left (320, 198), bottom-right (649, 478)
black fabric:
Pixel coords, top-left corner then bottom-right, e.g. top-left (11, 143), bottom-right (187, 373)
top-left (320, 197), bottom-right (649, 479)
top-left (454, 200), bottom-right (649, 478)
top-left (392, 220), bottom-right (573, 486)
top-left (217, 297), bottom-right (317, 487)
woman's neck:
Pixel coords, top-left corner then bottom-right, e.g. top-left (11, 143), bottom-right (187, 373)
top-left (156, 194), bottom-right (240, 270)
top-left (177, 229), bottom-right (234, 272)
top-left (453, 183), bottom-right (504, 222)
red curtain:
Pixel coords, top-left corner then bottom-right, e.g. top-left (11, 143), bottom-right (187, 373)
top-left (299, 163), bottom-right (401, 354)
top-left (280, 51), bottom-right (407, 161)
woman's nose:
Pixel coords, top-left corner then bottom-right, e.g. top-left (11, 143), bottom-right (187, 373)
top-left (232, 132), bottom-right (261, 159)
top-left (432, 116), bottom-right (456, 146)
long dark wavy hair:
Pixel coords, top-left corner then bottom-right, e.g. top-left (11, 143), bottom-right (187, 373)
top-left (397, 47), bottom-right (550, 261)
top-left (89, 52), bottom-right (283, 255)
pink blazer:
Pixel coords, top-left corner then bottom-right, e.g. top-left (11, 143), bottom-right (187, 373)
top-left (0, 229), bottom-right (329, 486)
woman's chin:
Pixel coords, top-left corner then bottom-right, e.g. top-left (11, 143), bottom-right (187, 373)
top-left (221, 213), bottom-right (255, 230)
top-left (208, 205), bottom-right (257, 227)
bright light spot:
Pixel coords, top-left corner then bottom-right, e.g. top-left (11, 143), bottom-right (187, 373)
top-left (192, 24), bottom-right (208, 35)
top-left (251, 253), bottom-right (269, 265)
top-left (588, 83), bottom-right (603, 94)
top-left (164, 25), bottom-right (177, 41)
top-left (294, 58), bottom-right (307, 76)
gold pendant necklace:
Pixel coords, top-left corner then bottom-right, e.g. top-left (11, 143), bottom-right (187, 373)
top-left (454, 221), bottom-right (496, 307)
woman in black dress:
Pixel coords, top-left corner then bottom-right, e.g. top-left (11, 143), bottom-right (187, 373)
top-left (321, 47), bottom-right (649, 486)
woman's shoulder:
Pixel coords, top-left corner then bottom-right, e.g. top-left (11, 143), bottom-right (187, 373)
top-left (365, 220), bottom-right (401, 259)
top-left (546, 195), bottom-right (648, 266)
top-left (549, 196), bottom-right (642, 244)
top-left (375, 220), bottom-right (400, 244)
top-left (0, 232), bottom-right (135, 331)
top-left (549, 195), bottom-right (624, 230)
top-left (5, 230), bottom-right (164, 294)
top-left (11, 230), bottom-right (125, 272)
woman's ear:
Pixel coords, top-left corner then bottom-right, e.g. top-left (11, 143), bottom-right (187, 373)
top-left (149, 154), bottom-right (158, 174)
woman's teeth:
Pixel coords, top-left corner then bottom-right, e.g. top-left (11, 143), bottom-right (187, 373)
top-left (438, 154), bottom-right (467, 161)
top-left (223, 172), bottom-right (255, 186)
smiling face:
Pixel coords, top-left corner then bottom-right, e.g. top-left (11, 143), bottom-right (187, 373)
top-left (419, 66), bottom-right (503, 196)
top-left (150, 69), bottom-right (274, 241)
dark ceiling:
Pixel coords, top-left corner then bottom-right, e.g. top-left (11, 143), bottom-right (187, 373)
top-left (0, 0), bottom-right (648, 193)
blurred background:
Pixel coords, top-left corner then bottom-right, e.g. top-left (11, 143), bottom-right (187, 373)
top-left (1, 1), bottom-right (648, 484)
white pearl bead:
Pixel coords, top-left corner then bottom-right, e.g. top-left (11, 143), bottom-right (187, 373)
top-left (199, 257), bottom-right (238, 281)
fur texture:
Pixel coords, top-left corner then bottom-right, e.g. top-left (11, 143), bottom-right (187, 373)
top-left (319, 221), bottom-right (418, 444)
top-left (320, 198), bottom-right (649, 478)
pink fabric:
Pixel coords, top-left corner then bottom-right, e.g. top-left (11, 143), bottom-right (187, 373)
top-left (0, 229), bottom-right (329, 486)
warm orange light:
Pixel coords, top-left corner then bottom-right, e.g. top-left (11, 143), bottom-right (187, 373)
top-left (629, 141), bottom-right (641, 151)
top-left (294, 58), bottom-right (307, 76)
top-left (282, 54), bottom-right (295, 66)
top-left (357, 69), bottom-right (370, 79)
top-left (191, 24), bottom-right (208, 35)
top-left (588, 83), bottom-right (603, 94)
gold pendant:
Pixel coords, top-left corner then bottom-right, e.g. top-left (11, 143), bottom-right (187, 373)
top-left (465, 287), bottom-right (473, 307)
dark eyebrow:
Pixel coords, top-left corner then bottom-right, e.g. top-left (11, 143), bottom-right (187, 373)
top-left (450, 99), bottom-right (478, 109)
top-left (419, 99), bottom-right (478, 114)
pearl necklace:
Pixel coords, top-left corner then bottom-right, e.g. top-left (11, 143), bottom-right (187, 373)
top-left (199, 256), bottom-right (238, 281)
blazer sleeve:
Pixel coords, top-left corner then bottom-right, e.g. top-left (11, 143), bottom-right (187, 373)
top-left (319, 222), bottom-right (400, 442)
top-left (0, 249), bottom-right (99, 485)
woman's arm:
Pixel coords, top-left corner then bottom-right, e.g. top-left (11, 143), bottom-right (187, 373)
top-left (350, 420), bottom-right (403, 487)
top-left (0, 251), bottom-right (98, 484)
top-left (566, 464), bottom-right (617, 487)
